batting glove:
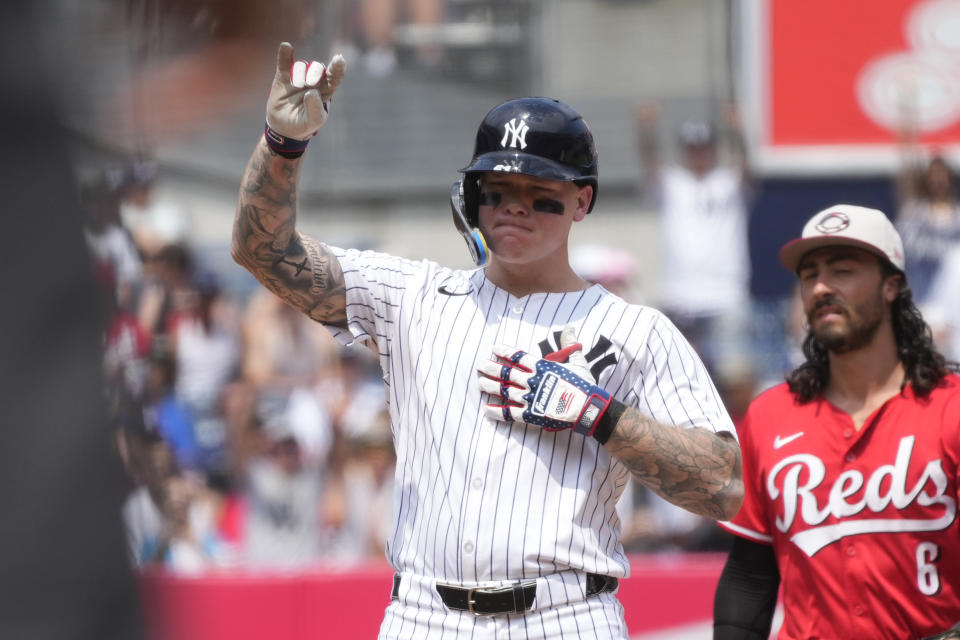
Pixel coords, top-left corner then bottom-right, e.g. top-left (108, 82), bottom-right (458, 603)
top-left (264, 42), bottom-right (346, 154)
top-left (477, 326), bottom-right (622, 443)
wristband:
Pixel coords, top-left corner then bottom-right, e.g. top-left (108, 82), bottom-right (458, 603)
top-left (592, 398), bottom-right (626, 445)
top-left (264, 123), bottom-right (310, 159)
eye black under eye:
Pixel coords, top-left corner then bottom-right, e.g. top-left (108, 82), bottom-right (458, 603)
top-left (478, 191), bottom-right (502, 207)
top-left (533, 198), bottom-right (564, 215)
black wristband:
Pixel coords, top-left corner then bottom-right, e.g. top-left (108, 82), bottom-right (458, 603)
top-left (593, 398), bottom-right (626, 445)
top-left (264, 123), bottom-right (310, 159)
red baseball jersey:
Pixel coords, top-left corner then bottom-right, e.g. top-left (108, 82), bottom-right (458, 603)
top-left (720, 375), bottom-right (960, 639)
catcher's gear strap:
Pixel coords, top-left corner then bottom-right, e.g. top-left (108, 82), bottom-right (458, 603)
top-left (593, 398), bottom-right (625, 445)
top-left (713, 536), bottom-right (780, 640)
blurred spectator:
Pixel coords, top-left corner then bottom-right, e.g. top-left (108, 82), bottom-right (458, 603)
top-left (325, 344), bottom-right (389, 439)
top-left (621, 489), bottom-right (732, 554)
top-left (120, 404), bottom-right (231, 573)
top-left (117, 161), bottom-right (192, 260)
top-left (81, 173), bottom-right (143, 312)
top-left (570, 242), bottom-right (641, 301)
top-left (152, 471), bottom-right (235, 574)
top-left (328, 408), bottom-right (395, 563)
top-left (220, 379), bottom-right (262, 486)
top-left (103, 275), bottom-right (153, 398)
top-left (893, 122), bottom-right (960, 304)
top-left (137, 242), bottom-right (196, 337)
top-left (635, 101), bottom-right (755, 379)
top-left (355, 0), bottom-right (446, 76)
top-left (241, 289), bottom-right (341, 401)
top-left (120, 413), bottom-right (169, 568)
top-left (170, 269), bottom-right (241, 473)
top-left (241, 406), bottom-right (332, 569)
top-left (925, 243), bottom-right (960, 364)
top-left (142, 341), bottom-right (199, 472)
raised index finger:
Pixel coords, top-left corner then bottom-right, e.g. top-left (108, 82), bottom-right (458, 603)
top-left (276, 42), bottom-right (294, 78)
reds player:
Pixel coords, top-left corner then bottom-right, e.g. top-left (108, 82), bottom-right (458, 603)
top-left (232, 43), bottom-right (743, 638)
top-left (714, 205), bottom-right (960, 639)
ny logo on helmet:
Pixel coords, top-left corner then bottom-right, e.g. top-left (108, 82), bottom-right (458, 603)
top-left (501, 118), bottom-right (529, 149)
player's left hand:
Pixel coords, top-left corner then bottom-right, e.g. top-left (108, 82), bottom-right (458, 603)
top-left (477, 325), bottom-right (613, 440)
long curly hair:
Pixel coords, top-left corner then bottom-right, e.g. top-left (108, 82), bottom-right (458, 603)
top-left (787, 263), bottom-right (959, 403)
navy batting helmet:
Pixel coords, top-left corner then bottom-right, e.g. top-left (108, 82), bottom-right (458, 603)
top-left (450, 97), bottom-right (599, 265)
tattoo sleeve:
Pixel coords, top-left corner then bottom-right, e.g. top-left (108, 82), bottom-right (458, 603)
top-left (231, 138), bottom-right (348, 327)
top-left (605, 408), bottom-right (744, 520)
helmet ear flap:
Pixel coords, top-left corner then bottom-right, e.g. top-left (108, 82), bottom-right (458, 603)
top-left (461, 175), bottom-right (480, 227)
top-left (450, 179), bottom-right (489, 266)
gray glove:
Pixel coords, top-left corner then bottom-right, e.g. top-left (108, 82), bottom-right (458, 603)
top-left (265, 42), bottom-right (346, 143)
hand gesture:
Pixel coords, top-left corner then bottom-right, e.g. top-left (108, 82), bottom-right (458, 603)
top-left (266, 42), bottom-right (346, 142)
top-left (723, 101), bottom-right (743, 132)
top-left (477, 325), bottom-right (614, 441)
top-left (634, 101), bottom-right (661, 129)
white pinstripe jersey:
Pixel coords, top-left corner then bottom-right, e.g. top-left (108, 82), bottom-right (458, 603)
top-left (324, 246), bottom-right (736, 584)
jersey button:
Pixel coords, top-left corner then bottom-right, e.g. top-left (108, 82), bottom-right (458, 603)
top-left (463, 541), bottom-right (474, 554)
top-left (853, 604), bottom-right (865, 616)
top-left (472, 477), bottom-right (483, 489)
top-left (843, 429), bottom-right (853, 439)
top-left (512, 304), bottom-right (524, 314)
top-left (845, 453), bottom-right (856, 462)
top-left (846, 546), bottom-right (856, 557)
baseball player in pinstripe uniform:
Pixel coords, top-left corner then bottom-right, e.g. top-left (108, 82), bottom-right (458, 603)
top-left (232, 43), bottom-right (744, 639)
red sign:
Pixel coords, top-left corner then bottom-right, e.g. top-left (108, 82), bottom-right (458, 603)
top-left (748, 0), bottom-right (960, 172)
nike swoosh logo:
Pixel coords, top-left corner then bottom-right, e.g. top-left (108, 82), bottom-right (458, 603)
top-left (438, 285), bottom-right (471, 296)
top-left (773, 432), bottom-right (805, 449)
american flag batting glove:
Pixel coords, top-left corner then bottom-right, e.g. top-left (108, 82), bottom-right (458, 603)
top-left (519, 359), bottom-right (612, 436)
top-left (477, 343), bottom-right (615, 441)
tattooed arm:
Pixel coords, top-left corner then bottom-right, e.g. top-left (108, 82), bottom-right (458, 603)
top-left (232, 42), bottom-right (348, 326)
top-left (476, 324), bottom-right (744, 520)
top-left (231, 139), bottom-right (347, 327)
top-left (605, 411), bottom-right (743, 520)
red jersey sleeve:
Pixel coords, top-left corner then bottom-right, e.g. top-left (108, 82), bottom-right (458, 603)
top-left (719, 391), bottom-right (774, 544)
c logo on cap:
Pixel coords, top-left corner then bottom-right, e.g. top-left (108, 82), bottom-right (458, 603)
top-left (815, 211), bottom-right (851, 234)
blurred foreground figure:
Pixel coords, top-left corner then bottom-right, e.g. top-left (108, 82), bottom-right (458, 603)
top-left (0, 2), bottom-right (142, 639)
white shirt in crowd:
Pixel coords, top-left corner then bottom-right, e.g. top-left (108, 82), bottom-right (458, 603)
top-left (655, 165), bottom-right (750, 317)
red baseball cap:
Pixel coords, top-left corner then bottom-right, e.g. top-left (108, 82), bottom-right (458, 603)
top-left (778, 204), bottom-right (905, 273)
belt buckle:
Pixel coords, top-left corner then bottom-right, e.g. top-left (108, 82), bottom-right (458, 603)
top-left (466, 587), bottom-right (494, 617)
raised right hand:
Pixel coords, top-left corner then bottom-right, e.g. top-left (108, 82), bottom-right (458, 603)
top-left (265, 42), bottom-right (346, 142)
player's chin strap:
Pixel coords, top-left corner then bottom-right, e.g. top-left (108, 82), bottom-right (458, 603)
top-left (450, 180), bottom-right (489, 267)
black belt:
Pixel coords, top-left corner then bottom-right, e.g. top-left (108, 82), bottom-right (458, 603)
top-left (391, 573), bottom-right (618, 616)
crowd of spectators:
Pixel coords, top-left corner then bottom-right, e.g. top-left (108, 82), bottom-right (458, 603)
top-left (85, 162), bottom-right (394, 574)
top-left (893, 124), bottom-right (960, 366)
